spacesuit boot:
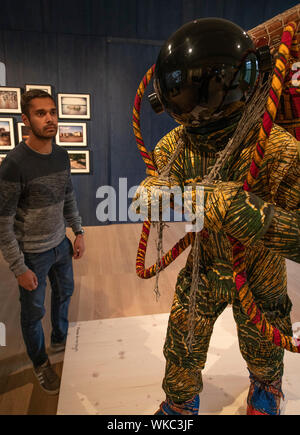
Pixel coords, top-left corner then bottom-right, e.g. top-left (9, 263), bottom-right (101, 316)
top-left (246, 370), bottom-right (283, 415)
top-left (155, 395), bottom-right (200, 415)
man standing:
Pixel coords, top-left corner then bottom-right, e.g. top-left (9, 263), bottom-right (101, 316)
top-left (0, 90), bottom-right (85, 395)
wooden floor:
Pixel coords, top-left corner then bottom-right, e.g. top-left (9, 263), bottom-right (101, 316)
top-left (0, 223), bottom-right (299, 415)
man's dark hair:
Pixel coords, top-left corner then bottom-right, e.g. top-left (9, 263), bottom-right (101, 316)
top-left (21, 89), bottom-right (56, 118)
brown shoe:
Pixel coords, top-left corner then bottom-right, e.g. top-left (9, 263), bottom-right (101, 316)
top-left (33, 359), bottom-right (60, 395)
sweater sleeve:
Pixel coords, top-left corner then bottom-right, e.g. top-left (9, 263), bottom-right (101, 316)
top-left (63, 165), bottom-right (82, 234)
top-left (0, 157), bottom-right (28, 276)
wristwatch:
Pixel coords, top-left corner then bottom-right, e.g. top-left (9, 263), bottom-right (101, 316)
top-left (75, 229), bottom-right (85, 236)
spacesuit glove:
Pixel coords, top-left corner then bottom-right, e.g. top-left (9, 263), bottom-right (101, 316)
top-left (192, 181), bottom-right (243, 233)
top-left (199, 181), bottom-right (275, 246)
top-left (222, 187), bottom-right (275, 246)
top-left (132, 176), bottom-right (181, 220)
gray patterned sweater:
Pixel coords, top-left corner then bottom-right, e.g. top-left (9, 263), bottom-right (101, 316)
top-left (0, 142), bottom-right (82, 276)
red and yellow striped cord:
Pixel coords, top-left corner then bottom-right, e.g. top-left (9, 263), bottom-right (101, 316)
top-left (136, 220), bottom-right (196, 278)
top-left (133, 65), bottom-right (195, 278)
top-left (230, 22), bottom-right (300, 353)
top-left (132, 64), bottom-right (158, 177)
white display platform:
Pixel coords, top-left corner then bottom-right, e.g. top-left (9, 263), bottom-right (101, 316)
top-left (57, 307), bottom-right (300, 415)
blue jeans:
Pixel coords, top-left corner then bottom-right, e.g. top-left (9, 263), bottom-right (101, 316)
top-left (19, 236), bottom-right (74, 368)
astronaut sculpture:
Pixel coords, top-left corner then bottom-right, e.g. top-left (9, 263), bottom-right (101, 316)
top-left (133, 16), bottom-right (300, 415)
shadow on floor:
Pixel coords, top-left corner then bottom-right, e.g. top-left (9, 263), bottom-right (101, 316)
top-left (0, 360), bottom-right (63, 415)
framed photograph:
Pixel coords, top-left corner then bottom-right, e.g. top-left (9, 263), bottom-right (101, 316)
top-left (0, 118), bottom-right (15, 150)
top-left (68, 150), bottom-right (90, 173)
top-left (58, 93), bottom-right (90, 119)
top-left (0, 87), bottom-right (21, 113)
top-left (17, 122), bottom-right (31, 143)
top-left (25, 84), bottom-right (52, 95)
top-left (0, 154), bottom-right (6, 166)
top-left (56, 122), bottom-right (87, 146)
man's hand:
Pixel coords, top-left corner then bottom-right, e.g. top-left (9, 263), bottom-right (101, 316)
top-left (73, 235), bottom-right (85, 260)
top-left (17, 269), bottom-right (38, 291)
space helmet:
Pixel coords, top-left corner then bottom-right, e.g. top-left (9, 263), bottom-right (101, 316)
top-left (149, 18), bottom-right (271, 129)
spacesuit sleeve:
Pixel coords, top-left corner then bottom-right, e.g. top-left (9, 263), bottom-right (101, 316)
top-left (132, 128), bottom-right (184, 219)
top-left (259, 155), bottom-right (300, 263)
top-left (222, 149), bottom-right (300, 263)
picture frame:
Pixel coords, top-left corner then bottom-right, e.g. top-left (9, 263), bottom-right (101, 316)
top-left (56, 122), bottom-right (87, 146)
top-left (0, 154), bottom-right (6, 166)
top-left (17, 122), bottom-right (31, 143)
top-left (0, 118), bottom-right (15, 150)
top-left (58, 93), bottom-right (90, 119)
top-left (0, 87), bottom-right (21, 113)
top-left (25, 84), bottom-right (52, 95)
top-left (68, 150), bottom-right (90, 173)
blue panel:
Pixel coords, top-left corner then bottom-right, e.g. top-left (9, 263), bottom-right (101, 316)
top-left (0, 0), bottom-right (43, 32)
top-left (136, 0), bottom-right (182, 41)
top-left (182, 0), bottom-right (300, 30)
top-left (107, 40), bottom-right (175, 224)
top-left (56, 33), bottom-right (109, 226)
top-left (2, 30), bottom-right (57, 87)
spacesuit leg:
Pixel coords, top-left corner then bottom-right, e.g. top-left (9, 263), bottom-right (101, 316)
top-left (232, 295), bottom-right (292, 415)
top-left (157, 267), bottom-right (227, 413)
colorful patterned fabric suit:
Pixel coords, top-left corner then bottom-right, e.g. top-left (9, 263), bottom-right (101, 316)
top-left (136, 120), bottom-right (300, 411)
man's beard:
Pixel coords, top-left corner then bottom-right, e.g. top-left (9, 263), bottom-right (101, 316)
top-left (30, 124), bottom-right (57, 139)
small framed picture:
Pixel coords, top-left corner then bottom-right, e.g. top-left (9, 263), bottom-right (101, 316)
top-left (17, 122), bottom-right (31, 143)
top-left (58, 93), bottom-right (90, 119)
top-left (68, 150), bottom-right (90, 173)
top-left (25, 84), bottom-right (52, 95)
top-left (56, 122), bottom-right (87, 146)
top-left (0, 118), bottom-right (15, 150)
top-left (0, 87), bottom-right (21, 113)
top-left (0, 154), bottom-right (6, 166)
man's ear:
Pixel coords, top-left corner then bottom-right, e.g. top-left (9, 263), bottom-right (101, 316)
top-left (21, 113), bottom-right (30, 127)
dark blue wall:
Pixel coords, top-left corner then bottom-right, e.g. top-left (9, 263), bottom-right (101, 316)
top-left (0, 0), bottom-right (298, 225)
